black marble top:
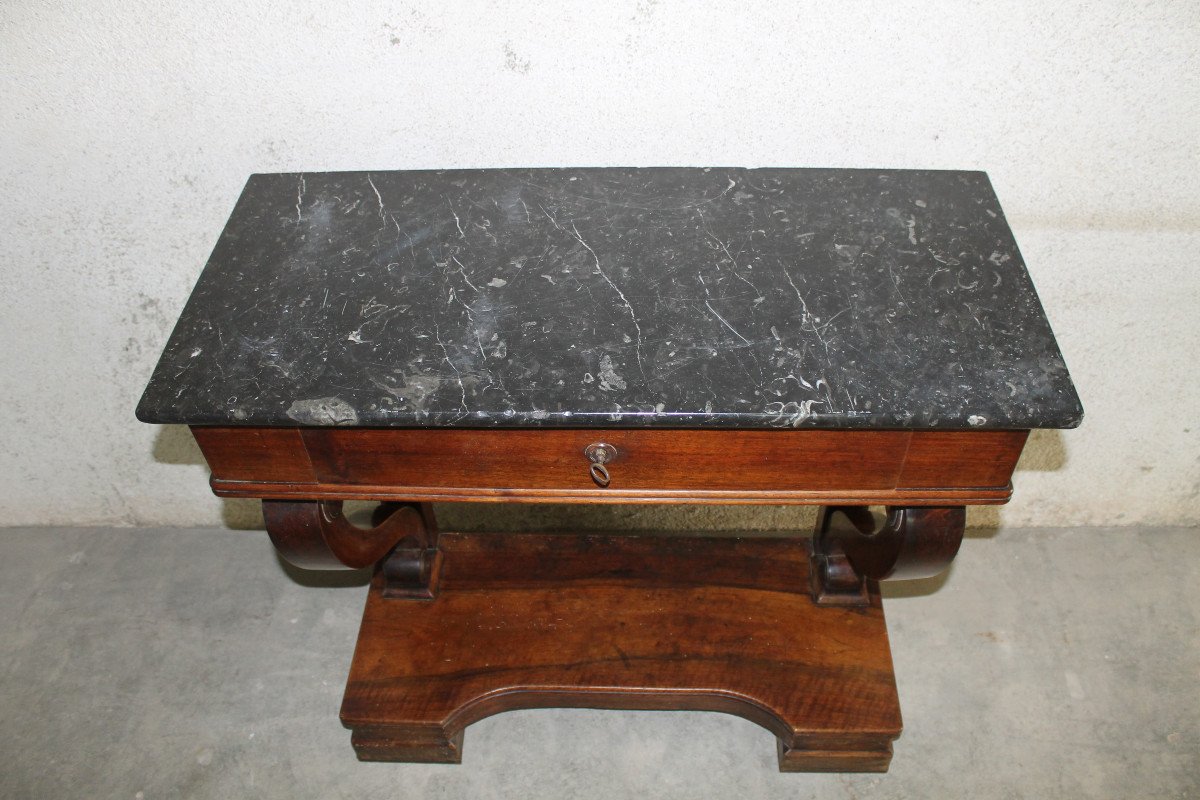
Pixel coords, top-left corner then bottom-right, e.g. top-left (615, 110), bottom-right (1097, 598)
top-left (137, 168), bottom-right (1082, 430)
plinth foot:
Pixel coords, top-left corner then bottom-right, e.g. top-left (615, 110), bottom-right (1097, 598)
top-left (351, 726), bottom-right (464, 764)
top-left (777, 738), bottom-right (893, 773)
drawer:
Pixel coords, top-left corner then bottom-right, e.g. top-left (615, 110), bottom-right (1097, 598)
top-left (192, 426), bottom-right (1027, 504)
top-left (300, 428), bottom-right (910, 492)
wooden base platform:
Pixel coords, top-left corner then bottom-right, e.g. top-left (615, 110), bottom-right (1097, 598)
top-left (340, 531), bottom-right (903, 772)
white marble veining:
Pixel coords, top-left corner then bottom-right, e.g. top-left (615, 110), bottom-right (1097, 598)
top-left (137, 168), bottom-right (1082, 429)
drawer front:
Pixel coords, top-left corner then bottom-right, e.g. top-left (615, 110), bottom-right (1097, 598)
top-left (300, 428), bottom-right (911, 492)
top-left (194, 426), bottom-right (1028, 503)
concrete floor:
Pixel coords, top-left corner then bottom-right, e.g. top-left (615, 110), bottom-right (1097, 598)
top-left (1, 524), bottom-right (1196, 799)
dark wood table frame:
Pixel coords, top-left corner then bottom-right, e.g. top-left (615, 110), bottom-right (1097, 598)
top-left (192, 424), bottom-right (1026, 772)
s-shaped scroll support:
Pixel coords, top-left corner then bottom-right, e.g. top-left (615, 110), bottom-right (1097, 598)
top-left (810, 506), bottom-right (965, 606)
top-left (262, 500), bottom-right (442, 599)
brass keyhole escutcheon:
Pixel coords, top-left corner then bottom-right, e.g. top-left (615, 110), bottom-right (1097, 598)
top-left (584, 442), bottom-right (617, 487)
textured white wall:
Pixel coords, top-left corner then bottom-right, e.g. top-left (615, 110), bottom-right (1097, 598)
top-left (1, 1), bottom-right (1197, 529)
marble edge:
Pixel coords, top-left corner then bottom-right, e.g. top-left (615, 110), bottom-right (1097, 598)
top-left (135, 406), bottom-right (1083, 431)
top-left (245, 166), bottom-right (996, 182)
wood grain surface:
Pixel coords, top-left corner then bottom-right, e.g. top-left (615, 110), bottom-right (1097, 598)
top-left (340, 531), bottom-right (903, 772)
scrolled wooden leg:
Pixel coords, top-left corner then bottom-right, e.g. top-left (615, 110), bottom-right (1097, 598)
top-left (378, 502), bottom-right (442, 601)
top-left (262, 500), bottom-right (441, 599)
top-left (810, 505), bottom-right (965, 606)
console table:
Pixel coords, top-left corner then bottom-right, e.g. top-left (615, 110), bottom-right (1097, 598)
top-left (137, 168), bottom-right (1081, 772)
